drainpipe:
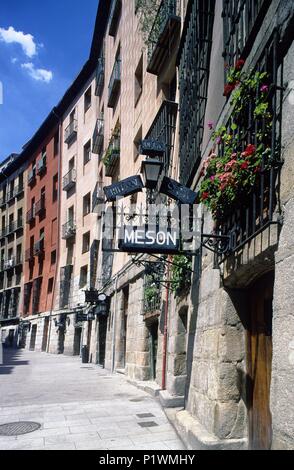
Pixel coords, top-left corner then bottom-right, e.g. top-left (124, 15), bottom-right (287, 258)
top-left (162, 259), bottom-right (170, 390)
top-left (47, 109), bottom-right (62, 353)
top-left (111, 274), bottom-right (119, 373)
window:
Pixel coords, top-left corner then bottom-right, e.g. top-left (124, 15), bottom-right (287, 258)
top-left (84, 86), bottom-right (92, 113)
top-left (134, 55), bottom-right (143, 106)
top-left (16, 244), bottom-right (22, 264)
top-left (133, 126), bottom-right (142, 161)
top-left (18, 173), bottom-right (23, 190)
top-left (52, 174), bottom-right (58, 202)
top-left (83, 140), bottom-right (91, 165)
top-left (48, 278), bottom-right (54, 294)
top-left (68, 206), bottom-right (74, 222)
top-left (82, 232), bottom-right (90, 254)
top-left (51, 250), bottom-right (56, 265)
top-left (83, 193), bottom-right (91, 217)
top-left (69, 156), bottom-right (75, 171)
top-left (70, 109), bottom-right (76, 123)
top-left (79, 265), bottom-right (88, 289)
top-left (54, 131), bottom-right (59, 156)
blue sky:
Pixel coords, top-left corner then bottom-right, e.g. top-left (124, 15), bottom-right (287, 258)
top-left (0, 0), bottom-right (99, 161)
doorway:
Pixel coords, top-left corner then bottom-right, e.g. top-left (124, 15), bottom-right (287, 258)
top-left (29, 324), bottom-right (37, 351)
top-left (57, 328), bottom-right (65, 354)
top-left (87, 321), bottom-right (92, 362)
top-left (73, 327), bottom-right (82, 356)
top-left (42, 318), bottom-right (49, 352)
top-left (148, 319), bottom-right (158, 380)
top-left (98, 317), bottom-right (107, 367)
top-left (247, 271), bottom-right (274, 450)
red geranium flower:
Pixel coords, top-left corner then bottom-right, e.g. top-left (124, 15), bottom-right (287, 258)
top-left (223, 83), bottom-right (236, 97)
top-left (235, 59), bottom-right (245, 71)
top-left (241, 161), bottom-right (249, 170)
top-left (245, 144), bottom-right (256, 156)
top-left (201, 192), bottom-right (209, 201)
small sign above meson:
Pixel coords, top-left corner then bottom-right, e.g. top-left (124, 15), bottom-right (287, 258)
top-left (103, 176), bottom-right (144, 202)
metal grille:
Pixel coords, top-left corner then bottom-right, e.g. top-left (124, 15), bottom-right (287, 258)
top-left (59, 265), bottom-right (73, 309)
top-left (223, 0), bottom-right (271, 71)
top-left (0, 422), bottom-right (41, 436)
top-left (179, 0), bottom-right (215, 186)
top-left (218, 31), bottom-right (283, 262)
top-left (145, 100), bottom-right (178, 176)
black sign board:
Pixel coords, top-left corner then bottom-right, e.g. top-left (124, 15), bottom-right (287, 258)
top-left (85, 289), bottom-right (99, 304)
top-left (160, 176), bottom-right (198, 205)
top-left (140, 139), bottom-right (166, 157)
top-left (104, 175), bottom-right (144, 202)
top-left (119, 225), bottom-right (180, 254)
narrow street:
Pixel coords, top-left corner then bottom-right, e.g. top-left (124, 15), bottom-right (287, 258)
top-left (0, 349), bottom-right (185, 450)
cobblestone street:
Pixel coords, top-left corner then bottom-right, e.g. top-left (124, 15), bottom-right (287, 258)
top-left (0, 349), bottom-right (185, 450)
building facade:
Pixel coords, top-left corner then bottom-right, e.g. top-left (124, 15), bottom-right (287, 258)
top-left (0, 154), bottom-right (26, 347)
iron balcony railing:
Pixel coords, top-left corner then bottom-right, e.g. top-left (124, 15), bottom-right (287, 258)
top-left (26, 206), bottom-right (35, 224)
top-left (108, 59), bottom-right (121, 108)
top-left (63, 169), bottom-right (76, 192)
top-left (95, 57), bottom-right (105, 97)
top-left (7, 188), bottom-right (15, 203)
top-left (37, 154), bottom-right (47, 175)
top-left (92, 181), bottom-right (105, 212)
top-left (62, 220), bottom-right (76, 240)
top-left (34, 238), bottom-right (45, 257)
top-left (145, 100), bottom-right (178, 176)
top-left (104, 137), bottom-right (120, 177)
top-left (0, 195), bottom-right (6, 207)
top-left (59, 265), bottom-right (73, 309)
top-left (6, 221), bottom-right (16, 236)
top-left (14, 184), bottom-right (24, 197)
top-left (28, 168), bottom-right (36, 185)
top-left (64, 119), bottom-right (78, 144)
top-left (108, 0), bottom-right (122, 37)
top-left (147, 0), bottom-right (181, 75)
top-left (0, 226), bottom-right (7, 239)
top-left (216, 32), bottom-right (283, 262)
top-left (92, 118), bottom-right (104, 155)
top-left (35, 196), bottom-right (46, 216)
top-left (3, 256), bottom-right (22, 271)
top-left (223, 0), bottom-right (271, 72)
top-left (143, 274), bottom-right (162, 314)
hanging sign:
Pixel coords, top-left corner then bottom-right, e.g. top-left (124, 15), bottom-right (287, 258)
top-left (103, 175), bottom-right (144, 202)
top-left (119, 225), bottom-right (180, 254)
top-left (139, 139), bottom-right (166, 157)
top-left (160, 176), bottom-right (198, 205)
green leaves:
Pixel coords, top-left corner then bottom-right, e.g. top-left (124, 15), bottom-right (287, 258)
top-left (170, 255), bottom-right (192, 296)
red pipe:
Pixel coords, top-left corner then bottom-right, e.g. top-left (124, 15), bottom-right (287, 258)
top-left (162, 259), bottom-right (170, 390)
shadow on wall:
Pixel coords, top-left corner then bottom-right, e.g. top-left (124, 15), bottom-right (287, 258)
top-left (0, 347), bottom-right (29, 376)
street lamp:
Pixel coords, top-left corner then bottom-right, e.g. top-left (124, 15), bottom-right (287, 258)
top-left (141, 157), bottom-right (163, 190)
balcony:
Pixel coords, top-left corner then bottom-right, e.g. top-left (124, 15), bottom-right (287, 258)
top-left (26, 206), bottom-right (35, 224)
top-left (95, 57), bottom-right (105, 97)
top-left (7, 188), bottom-right (15, 203)
top-left (35, 196), bottom-right (46, 216)
top-left (62, 220), bottom-right (76, 240)
top-left (147, 0), bottom-right (181, 75)
top-left (145, 100), bottom-right (178, 175)
top-left (64, 119), bottom-right (78, 145)
top-left (108, 59), bottom-right (121, 108)
top-left (108, 0), bottom-right (122, 37)
top-left (37, 154), bottom-right (47, 176)
top-left (0, 195), bottom-right (6, 208)
top-left (92, 118), bottom-right (104, 154)
top-left (63, 169), bottom-right (76, 192)
top-left (34, 238), bottom-right (45, 257)
top-left (3, 256), bottom-right (22, 271)
top-left (59, 265), bottom-right (73, 309)
top-left (6, 222), bottom-right (16, 236)
top-left (25, 248), bottom-right (34, 262)
top-left (0, 226), bottom-right (7, 240)
top-left (28, 168), bottom-right (36, 186)
top-left (103, 137), bottom-right (120, 177)
top-left (92, 182), bottom-right (105, 212)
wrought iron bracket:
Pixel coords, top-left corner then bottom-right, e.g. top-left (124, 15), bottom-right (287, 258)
top-left (201, 232), bottom-right (232, 256)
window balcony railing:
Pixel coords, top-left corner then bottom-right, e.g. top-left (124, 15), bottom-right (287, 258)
top-left (92, 117), bottom-right (104, 155)
top-left (0, 195), bottom-right (6, 208)
top-left (223, 0), bottom-right (271, 71)
top-left (147, 0), bottom-right (181, 75)
top-left (16, 218), bottom-right (23, 230)
top-left (0, 226), bottom-right (7, 239)
top-left (7, 188), bottom-right (15, 203)
top-left (3, 256), bottom-right (22, 271)
top-left (14, 184), bottom-right (24, 198)
top-left (62, 220), bottom-right (76, 240)
top-left (143, 274), bottom-right (162, 314)
top-left (37, 154), bottom-right (47, 176)
top-left (108, 0), bottom-right (122, 37)
top-left (59, 265), bottom-right (73, 308)
top-left (28, 168), bottom-right (36, 186)
top-left (145, 100), bottom-right (178, 176)
top-left (108, 59), bottom-right (121, 108)
top-left (92, 181), bottom-right (105, 212)
top-left (95, 57), bottom-right (105, 97)
top-left (6, 221), bottom-right (16, 236)
top-left (26, 206), bottom-right (35, 224)
top-left (33, 238), bottom-right (45, 257)
top-left (64, 119), bottom-right (78, 144)
top-left (35, 196), bottom-right (46, 216)
top-left (63, 169), bottom-right (76, 192)
top-left (104, 137), bottom-right (120, 177)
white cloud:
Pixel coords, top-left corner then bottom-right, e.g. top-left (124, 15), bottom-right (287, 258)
top-left (21, 63), bottom-right (53, 83)
top-left (11, 57), bottom-right (18, 64)
top-left (0, 26), bottom-right (37, 58)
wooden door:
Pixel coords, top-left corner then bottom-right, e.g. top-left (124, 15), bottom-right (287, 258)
top-left (247, 271), bottom-right (273, 450)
